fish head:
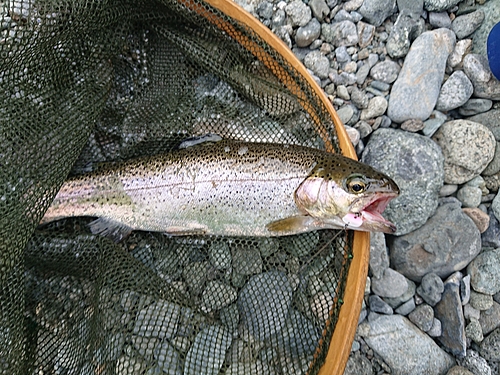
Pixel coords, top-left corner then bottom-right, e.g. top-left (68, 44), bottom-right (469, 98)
top-left (294, 155), bottom-right (400, 233)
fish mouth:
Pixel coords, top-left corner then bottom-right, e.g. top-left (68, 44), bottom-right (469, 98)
top-left (345, 192), bottom-right (398, 233)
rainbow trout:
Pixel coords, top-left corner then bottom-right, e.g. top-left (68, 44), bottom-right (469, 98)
top-left (41, 138), bottom-right (399, 241)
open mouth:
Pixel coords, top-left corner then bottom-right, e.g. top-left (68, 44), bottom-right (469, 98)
top-left (359, 193), bottom-right (398, 233)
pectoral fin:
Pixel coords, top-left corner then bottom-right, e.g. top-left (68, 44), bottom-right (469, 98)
top-left (89, 217), bottom-right (133, 243)
top-left (266, 215), bottom-right (316, 234)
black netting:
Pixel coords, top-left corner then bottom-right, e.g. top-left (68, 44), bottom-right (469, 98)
top-left (0, 0), bottom-right (353, 374)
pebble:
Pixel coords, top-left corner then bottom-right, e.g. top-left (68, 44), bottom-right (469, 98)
top-left (343, 352), bottom-right (373, 375)
top-left (422, 111), bottom-right (448, 137)
top-left (428, 318), bottom-right (443, 338)
top-left (467, 248), bottom-right (500, 295)
top-left (456, 186), bottom-right (482, 208)
top-left (202, 280), bottom-right (237, 312)
top-left (480, 328), bottom-right (500, 362)
top-left (470, 290), bottom-right (494, 311)
top-left (482, 142), bottom-right (500, 176)
top-left (309, 0), bottom-right (329, 21)
top-left (391, 199), bottom-right (481, 281)
top-left (369, 60), bottom-right (400, 83)
top-left (368, 231), bottom-right (389, 280)
top-left (369, 295), bottom-right (393, 315)
top-left (481, 209), bottom-right (500, 248)
top-left (238, 271), bottom-right (293, 341)
top-left (479, 302), bottom-right (500, 336)
top-left (458, 350), bottom-right (492, 375)
top-left (452, 10), bottom-right (485, 40)
top-left (362, 128), bottom-right (444, 235)
top-left (321, 20), bottom-right (358, 46)
top-left (386, 11), bottom-right (424, 59)
top-left (295, 18), bottom-right (321, 47)
top-left (358, 0), bottom-right (396, 27)
top-left (435, 70), bottom-right (474, 111)
top-left (468, 109), bottom-right (500, 141)
top-left (233, 248), bottom-right (262, 275)
top-left (434, 275), bottom-right (467, 357)
top-left (461, 274), bottom-right (471, 305)
top-left (458, 98), bottom-right (493, 116)
top-left (358, 315), bottom-right (455, 374)
top-left (432, 120), bottom-right (496, 184)
top-left (464, 304), bottom-right (481, 321)
top-left (448, 39), bottom-right (473, 69)
top-left (463, 54), bottom-right (500, 100)
top-left (360, 96), bottom-right (387, 120)
top-left (370, 267), bottom-right (408, 299)
top-left (388, 28), bottom-right (456, 123)
top-left (285, 0), bottom-right (312, 27)
top-left (424, 0), bottom-right (461, 12)
top-left (208, 241), bottom-right (231, 270)
top-left (397, 0), bottom-right (424, 16)
top-left (417, 273), bottom-right (444, 306)
top-left (429, 11), bottom-right (452, 28)
top-left (304, 50), bottom-right (330, 79)
top-left (408, 303), bottom-right (434, 332)
top-left (357, 21), bottom-right (375, 48)
top-left (466, 318), bottom-right (484, 344)
top-left (400, 118), bottom-right (425, 132)
top-left (133, 300), bottom-right (181, 339)
top-left (395, 297), bottom-right (416, 315)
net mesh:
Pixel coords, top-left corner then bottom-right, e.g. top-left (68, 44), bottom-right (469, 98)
top-left (0, 0), bottom-right (353, 374)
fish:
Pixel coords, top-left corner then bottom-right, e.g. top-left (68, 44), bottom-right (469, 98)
top-left (41, 138), bottom-right (399, 241)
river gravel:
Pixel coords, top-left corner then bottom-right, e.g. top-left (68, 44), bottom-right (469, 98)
top-left (241, 0), bottom-right (500, 374)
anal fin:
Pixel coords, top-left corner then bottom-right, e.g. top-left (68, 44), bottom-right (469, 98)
top-left (266, 215), bottom-right (316, 234)
top-left (89, 217), bottom-right (133, 243)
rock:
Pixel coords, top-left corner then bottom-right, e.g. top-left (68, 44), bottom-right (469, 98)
top-left (225, 361), bottom-right (275, 375)
top-left (384, 278), bottom-right (416, 308)
top-left (369, 60), bottom-right (401, 83)
top-left (238, 271), bottom-right (293, 341)
top-left (343, 351), bottom-right (373, 375)
top-left (295, 18), bottom-right (321, 48)
top-left (369, 295), bottom-right (393, 315)
top-left (468, 109), bottom-right (500, 141)
top-left (483, 142), bottom-right (500, 176)
top-left (284, 0), bottom-right (312, 27)
top-left (183, 261), bottom-right (207, 293)
top-left (156, 341), bottom-right (182, 375)
top-left (401, 118), bottom-right (425, 132)
top-left (432, 120), bottom-right (496, 184)
top-left (360, 96), bottom-right (387, 120)
top-left (465, 318), bottom-right (484, 344)
top-left (436, 71), bottom-right (474, 111)
top-left (233, 248), bottom-right (262, 275)
top-left (362, 128), bottom-right (444, 235)
top-left (429, 11), bottom-right (452, 28)
top-left (256, 1), bottom-right (273, 19)
top-left (397, 0), bottom-right (424, 16)
top-left (428, 318), bottom-right (443, 337)
top-left (350, 86), bottom-right (369, 108)
top-left (321, 20), bottom-right (358, 47)
top-left (386, 11), bottom-right (424, 59)
top-left (388, 28), bottom-right (456, 123)
top-left (395, 297), bottom-right (416, 315)
top-left (357, 21), bottom-right (375, 48)
top-left (209, 241), bottom-right (231, 270)
top-left (371, 267), bottom-right (409, 299)
top-left (417, 273), bottom-right (444, 306)
top-left (184, 325), bottom-right (232, 375)
top-left (458, 350), bottom-right (492, 375)
top-left (434, 276), bottom-right (467, 358)
top-left (447, 366), bottom-right (474, 375)
top-left (408, 303), bottom-right (434, 332)
top-left (448, 39), bottom-right (473, 69)
top-left (493, 193), bottom-right (500, 222)
top-left (220, 304), bottom-right (239, 334)
top-left (456, 186), bottom-right (482, 208)
top-left (202, 280), bottom-right (237, 312)
top-left (468, 248), bottom-right (500, 295)
top-left (482, 209), bottom-right (500, 248)
top-left (358, 315), bottom-right (455, 374)
top-left (462, 208), bottom-right (490, 233)
top-left (391, 199), bottom-right (482, 281)
top-left (133, 300), bottom-right (181, 339)
top-left (463, 54), bottom-right (500, 100)
top-left (303, 50), bottom-right (330, 79)
top-left (424, 0), bottom-right (461, 12)
top-left (461, 274), bottom-right (471, 305)
top-left (470, 290), bottom-right (494, 311)
top-left (309, 0), bottom-right (330, 21)
top-left (458, 98), bottom-right (493, 117)
top-left (422, 110), bottom-right (448, 137)
top-left (464, 304), bottom-right (481, 321)
top-left (479, 302), bottom-right (500, 336)
top-left (358, 0), bottom-right (396, 27)
top-left (451, 10), bottom-right (485, 39)
top-left (440, 184), bottom-right (458, 197)
top-left (369, 231), bottom-right (389, 279)
top-left (481, 329), bottom-right (500, 363)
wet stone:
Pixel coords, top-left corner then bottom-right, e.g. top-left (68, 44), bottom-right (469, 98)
top-left (233, 248), bottom-right (262, 276)
top-left (133, 300), bottom-right (181, 340)
top-left (202, 280), bottom-right (237, 312)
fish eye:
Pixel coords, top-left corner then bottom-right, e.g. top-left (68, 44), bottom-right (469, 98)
top-left (346, 175), bottom-right (367, 194)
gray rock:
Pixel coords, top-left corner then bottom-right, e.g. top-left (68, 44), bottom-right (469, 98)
top-left (422, 110), bottom-right (448, 137)
top-left (458, 350), bottom-right (492, 375)
top-left (467, 109), bottom-right (500, 141)
top-left (451, 10), bottom-right (485, 40)
top-left (220, 303), bottom-right (239, 334)
top-left (184, 325), bottom-right (232, 375)
top-left (156, 341), bottom-right (182, 375)
top-left (285, 0), bottom-right (312, 27)
top-left (238, 271), bottom-right (293, 341)
top-left (395, 297), bottom-right (416, 315)
top-left (465, 318), bottom-right (484, 344)
top-left (209, 241), bottom-right (231, 270)
top-left (481, 329), bottom-right (500, 362)
top-left (397, 0), bottom-right (423, 16)
top-left (463, 54), bottom-right (500, 100)
top-left (358, 0), bottom-right (396, 27)
top-left (350, 86), bottom-right (369, 108)
top-left (304, 50), bottom-right (330, 79)
top-left (369, 295), bottom-right (394, 315)
top-left (343, 352), bottom-right (373, 375)
top-left (428, 318), bottom-right (443, 337)
top-left (401, 118), bottom-right (425, 132)
top-left (321, 20), bottom-right (358, 46)
top-left (436, 71), bottom-right (474, 111)
top-left (333, 9), bottom-right (357, 22)
top-left (388, 28), bottom-right (456, 123)
top-left (429, 12), bottom-right (452, 28)
top-left (408, 303), bottom-right (434, 332)
top-left (434, 277), bottom-right (467, 358)
top-left (493, 193), bottom-right (500, 222)
top-left (391, 199), bottom-right (482, 282)
top-left (202, 280), bottom-right (237, 312)
top-left (479, 302), bottom-right (500, 336)
top-left (458, 99), bottom-right (493, 117)
top-left (295, 18), bottom-right (321, 48)
top-left (448, 38), bottom-right (473, 69)
top-left (357, 21), bottom-right (375, 48)
top-left (432, 120), bottom-right (496, 184)
top-left (456, 186), bottom-right (482, 208)
top-left (417, 273), bottom-right (444, 306)
top-left (369, 231), bottom-right (389, 279)
top-left (337, 104), bottom-right (357, 125)
top-left (464, 304), bottom-right (481, 321)
top-left (461, 274), bottom-right (471, 305)
top-left (470, 290), bottom-right (494, 311)
top-left (482, 209), bottom-right (500, 248)
top-left (470, 0), bottom-right (500, 56)
top-left (467, 248), bottom-right (500, 295)
top-left (361, 128), bottom-right (444, 235)
top-left (233, 247), bottom-right (262, 276)
top-left (371, 267), bottom-right (409, 299)
top-left (386, 11), bottom-right (425, 59)
top-left (369, 60), bottom-right (400, 83)
top-left (424, 0), bottom-right (461, 12)
top-left (271, 9), bottom-right (286, 28)
top-left (440, 184), bottom-right (458, 197)
top-left (483, 142), bottom-right (500, 176)
top-left (358, 315), bottom-right (455, 374)
top-left (133, 300), bottom-right (181, 339)
top-left (356, 62), bottom-right (371, 84)
top-left (256, 1), bottom-right (273, 19)
top-left (383, 278), bottom-right (416, 308)
top-left (360, 96), bottom-right (387, 121)
top-left (309, 0), bottom-right (330, 21)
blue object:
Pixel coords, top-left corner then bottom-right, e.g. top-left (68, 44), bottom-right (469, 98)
top-left (488, 21), bottom-right (500, 80)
